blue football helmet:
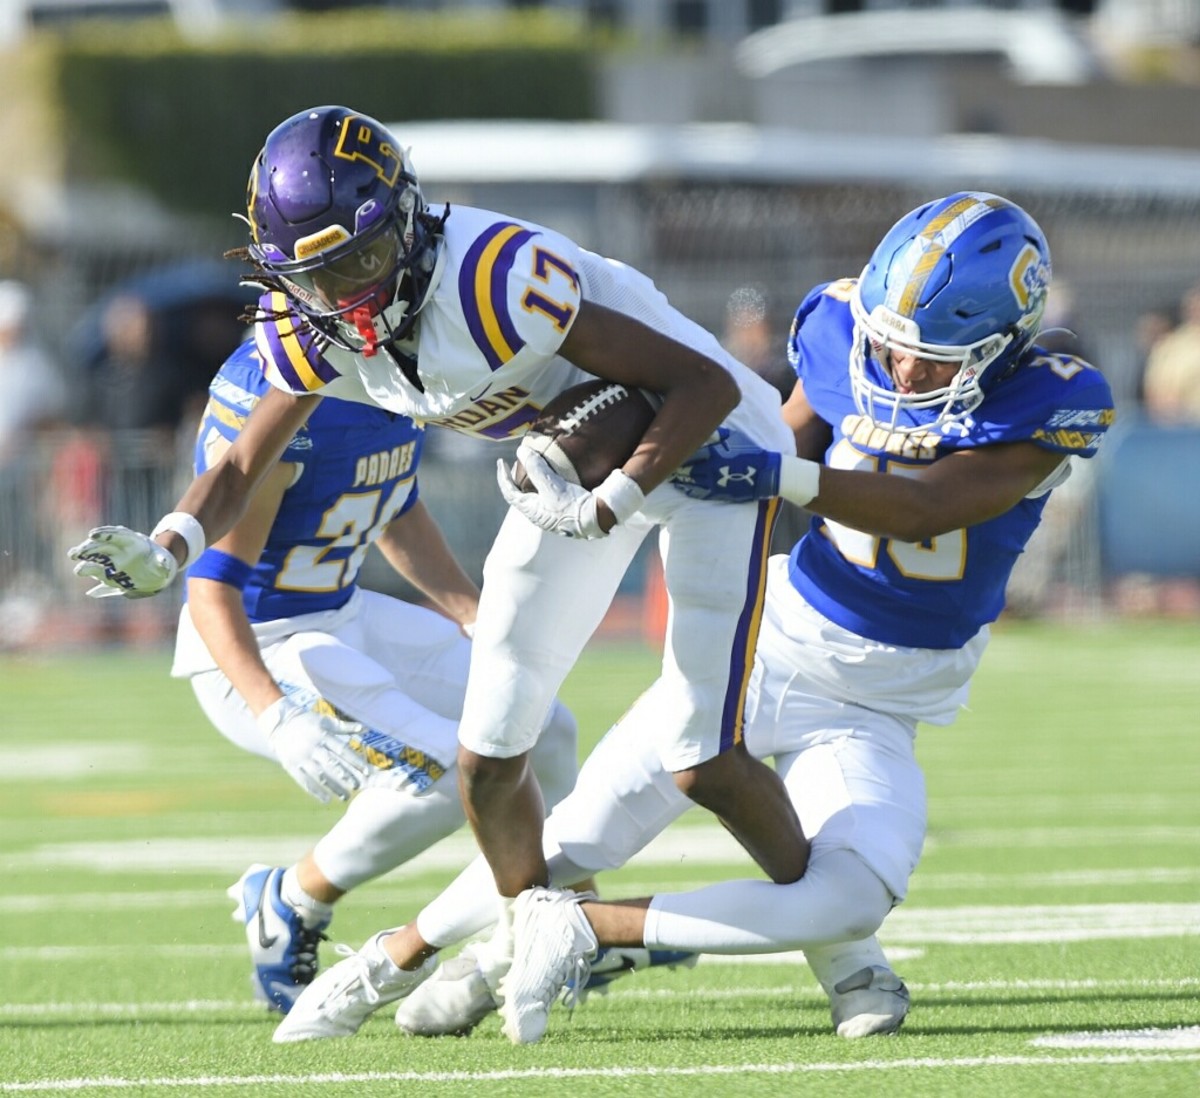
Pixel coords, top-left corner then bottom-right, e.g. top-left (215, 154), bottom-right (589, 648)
top-left (849, 192), bottom-right (1051, 432)
top-left (243, 105), bottom-right (439, 356)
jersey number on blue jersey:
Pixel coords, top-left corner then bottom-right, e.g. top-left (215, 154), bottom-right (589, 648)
top-left (277, 480), bottom-right (412, 593)
top-left (824, 440), bottom-right (967, 582)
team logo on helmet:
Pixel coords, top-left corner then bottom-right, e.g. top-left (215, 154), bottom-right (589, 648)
top-left (1009, 244), bottom-right (1050, 335)
top-left (333, 116), bottom-right (404, 189)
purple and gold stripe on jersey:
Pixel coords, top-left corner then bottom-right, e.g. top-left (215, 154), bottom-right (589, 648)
top-left (719, 496), bottom-right (781, 750)
top-left (458, 222), bottom-right (537, 371)
top-left (890, 194), bottom-right (1007, 318)
top-left (257, 291), bottom-right (341, 393)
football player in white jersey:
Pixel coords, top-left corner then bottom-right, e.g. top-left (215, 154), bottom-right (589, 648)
top-left (68, 105), bottom-right (809, 1015)
top-left (174, 338), bottom-right (582, 1014)
top-left (273, 192), bottom-right (1115, 1046)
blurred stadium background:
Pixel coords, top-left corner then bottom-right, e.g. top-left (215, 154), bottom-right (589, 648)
top-left (1, 0), bottom-right (1199, 649)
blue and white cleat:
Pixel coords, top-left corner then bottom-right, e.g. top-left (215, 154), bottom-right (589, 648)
top-left (576, 947), bottom-right (699, 1000)
top-left (227, 864), bottom-right (329, 1015)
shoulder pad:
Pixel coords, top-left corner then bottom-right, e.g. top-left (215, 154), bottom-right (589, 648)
top-left (253, 291), bottom-right (342, 394)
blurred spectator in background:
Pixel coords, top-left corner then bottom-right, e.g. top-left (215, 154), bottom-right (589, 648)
top-left (1141, 280), bottom-right (1200, 425)
top-left (720, 284), bottom-right (794, 400)
top-left (1036, 279), bottom-right (1092, 360)
top-left (1131, 302), bottom-right (1177, 409)
top-left (88, 293), bottom-right (191, 437)
top-left (0, 278), bottom-right (69, 640)
top-left (0, 279), bottom-right (67, 467)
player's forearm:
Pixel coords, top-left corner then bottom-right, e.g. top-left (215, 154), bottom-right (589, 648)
top-left (376, 503), bottom-right (480, 627)
top-left (623, 372), bottom-right (739, 496)
top-left (157, 388), bottom-right (320, 566)
top-left (188, 579), bottom-right (282, 716)
top-left (155, 464), bottom-right (258, 566)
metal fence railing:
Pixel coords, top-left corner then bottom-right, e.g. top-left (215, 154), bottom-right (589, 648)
top-left (6, 418), bottom-right (1182, 653)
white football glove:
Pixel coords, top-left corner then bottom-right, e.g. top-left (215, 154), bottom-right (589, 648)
top-left (67, 525), bottom-right (178, 600)
top-left (496, 443), bottom-right (645, 540)
top-left (258, 696), bottom-right (373, 804)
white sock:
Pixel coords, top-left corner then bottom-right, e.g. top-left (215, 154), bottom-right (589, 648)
top-left (491, 894), bottom-right (517, 962)
top-left (804, 937), bottom-right (893, 997)
top-left (280, 866), bottom-right (335, 930)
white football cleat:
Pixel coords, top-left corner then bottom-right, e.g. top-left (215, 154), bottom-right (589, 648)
top-left (272, 931), bottom-right (436, 1043)
top-left (499, 887), bottom-right (598, 1045)
top-left (395, 940), bottom-right (508, 1037)
top-left (830, 964), bottom-right (910, 1038)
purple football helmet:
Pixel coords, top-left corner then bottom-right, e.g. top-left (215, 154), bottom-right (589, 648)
top-left (244, 105), bottom-right (438, 356)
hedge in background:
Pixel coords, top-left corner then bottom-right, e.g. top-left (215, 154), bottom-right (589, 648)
top-left (51, 10), bottom-right (600, 216)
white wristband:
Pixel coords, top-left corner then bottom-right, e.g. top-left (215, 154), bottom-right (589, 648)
top-left (594, 470), bottom-right (646, 525)
top-left (151, 511), bottom-right (207, 569)
top-left (778, 456), bottom-right (821, 509)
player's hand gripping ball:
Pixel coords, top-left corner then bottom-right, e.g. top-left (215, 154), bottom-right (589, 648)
top-left (512, 380), bottom-right (659, 491)
top-left (496, 380), bottom-right (659, 538)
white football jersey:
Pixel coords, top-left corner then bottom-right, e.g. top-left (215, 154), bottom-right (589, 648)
top-left (255, 204), bottom-right (791, 452)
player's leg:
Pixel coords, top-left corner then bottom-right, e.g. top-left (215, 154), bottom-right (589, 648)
top-left (277, 703), bottom-right (696, 1042)
top-left (497, 566), bottom-right (931, 1042)
top-left (455, 508), bottom-right (646, 899)
top-left (650, 491), bottom-right (808, 883)
top-left (198, 620), bottom-right (466, 1014)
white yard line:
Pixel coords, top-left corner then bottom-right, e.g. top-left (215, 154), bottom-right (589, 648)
top-left (6, 863), bottom-right (1197, 914)
top-left (3, 1054), bottom-right (1200, 1092)
top-left (9, 824), bottom-right (1200, 875)
top-left (1, 976), bottom-right (1195, 1018)
top-left (5, 901), bottom-right (1195, 956)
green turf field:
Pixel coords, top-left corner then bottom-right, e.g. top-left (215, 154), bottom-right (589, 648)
top-left (2, 619), bottom-right (1198, 1096)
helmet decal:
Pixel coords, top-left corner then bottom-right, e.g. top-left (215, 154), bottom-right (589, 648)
top-left (333, 116), bottom-right (404, 189)
top-left (1009, 242), bottom-right (1050, 317)
top-left (294, 224), bottom-right (352, 261)
top-left (889, 194), bottom-right (1005, 318)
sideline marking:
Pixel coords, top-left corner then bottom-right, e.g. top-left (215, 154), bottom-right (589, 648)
top-left (3, 1054), bottom-right (1200, 1092)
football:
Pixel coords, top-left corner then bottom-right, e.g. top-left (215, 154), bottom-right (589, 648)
top-left (513, 379), bottom-right (661, 492)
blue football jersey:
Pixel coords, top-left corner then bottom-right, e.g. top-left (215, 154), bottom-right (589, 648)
top-left (191, 339), bottom-right (425, 622)
top-left (785, 279), bottom-right (1115, 649)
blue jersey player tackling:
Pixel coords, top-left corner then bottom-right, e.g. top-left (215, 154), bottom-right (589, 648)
top-left (370, 191), bottom-right (1113, 1042)
top-left (170, 338), bottom-right (581, 1013)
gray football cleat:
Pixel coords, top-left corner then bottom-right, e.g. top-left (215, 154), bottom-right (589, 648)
top-left (830, 964), bottom-right (910, 1038)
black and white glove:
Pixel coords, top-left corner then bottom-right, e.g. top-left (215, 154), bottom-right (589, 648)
top-left (496, 442), bottom-right (645, 539)
top-left (68, 526), bottom-right (179, 600)
top-left (258, 697), bottom-right (372, 804)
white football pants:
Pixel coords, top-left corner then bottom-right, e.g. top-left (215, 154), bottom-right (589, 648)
top-left (181, 590), bottom-right (579, 891)
top-left (459, 485), bottom-right (780, 772)
top-left (417, 554), bottom-right (986, 970)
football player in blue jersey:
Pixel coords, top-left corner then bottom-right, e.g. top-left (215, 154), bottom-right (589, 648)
top-left (172, 337), bottom-right (584, 1014)
top-left (68, 105), bottom-right (808, 1038)
top-left (352, 191), bottom-right (1112, 1043)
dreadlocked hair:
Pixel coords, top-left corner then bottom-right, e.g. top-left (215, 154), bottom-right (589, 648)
top-left (223, 245), bottom-right (299, 326)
